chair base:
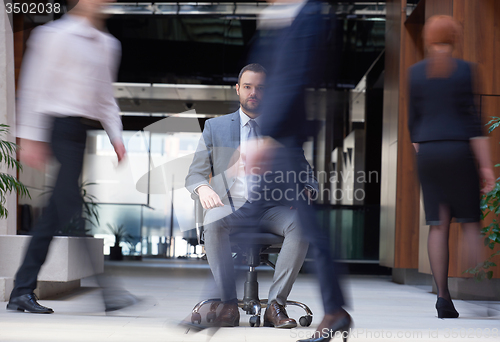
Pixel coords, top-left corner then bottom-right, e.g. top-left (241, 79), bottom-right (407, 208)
top-left (190, 298), bottom-right (313, 327)
top-left (189, 233), bottom-right (312, 327)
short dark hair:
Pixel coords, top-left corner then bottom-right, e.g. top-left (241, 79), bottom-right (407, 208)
top-left (238, 63), bottom-right (267, 85)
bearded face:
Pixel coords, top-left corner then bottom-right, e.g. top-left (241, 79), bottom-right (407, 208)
top-left (236, 71), bottom-right (265, 116)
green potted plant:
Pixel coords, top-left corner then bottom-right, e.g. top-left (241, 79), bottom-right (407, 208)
top-left (0, 124), bottom-right (30, 218)
top-left (41, 181), bottom-right (100, 236)
top-left (124, 238), bottom-right (141, 260)
top-left (464, 117), bottom-right (500, 281)
top-left (106, 223), bottom-right (132, 261)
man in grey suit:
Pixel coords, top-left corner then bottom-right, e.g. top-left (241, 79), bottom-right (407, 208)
top-left (186, 64), bottom-right (317, 329)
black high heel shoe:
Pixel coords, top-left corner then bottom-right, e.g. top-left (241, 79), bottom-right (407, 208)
top-left (297, 314), bottom-right (352, 342)
top-left (436, 297), bottom-right (459, 318)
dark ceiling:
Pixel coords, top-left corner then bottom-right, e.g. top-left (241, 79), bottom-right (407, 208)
top-left (107, 13), bottom-right (385, 89)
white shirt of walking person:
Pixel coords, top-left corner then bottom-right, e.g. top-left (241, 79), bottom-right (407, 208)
top-left (16, 8), bottom-right (125, 171)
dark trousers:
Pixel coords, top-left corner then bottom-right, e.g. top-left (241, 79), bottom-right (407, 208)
top-left (11, 117), bottom-right (90, 298)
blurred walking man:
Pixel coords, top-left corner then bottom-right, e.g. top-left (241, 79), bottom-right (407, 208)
top-left (7, 0), bottom-right (135, 313)
top-left (247, 0), bottom-right (352, 341)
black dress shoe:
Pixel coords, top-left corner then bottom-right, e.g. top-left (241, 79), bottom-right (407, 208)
top-left (7, 294), bottom-right (54, 314)
top-left (297, 314), bottom-right (351, 342)
top-left (436, 297), bottom-right (459, 318)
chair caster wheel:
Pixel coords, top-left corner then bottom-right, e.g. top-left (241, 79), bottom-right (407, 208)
top-left (191, 312), bottom-right (202, 324)
top-left (299, 315), bottom-right (312, 327)
top-left (206, 311), bottom-right (216, 323)
top-left (249, 315), bottom-right (261, 327)
top-left (209, 301), bottom-right (221, 312)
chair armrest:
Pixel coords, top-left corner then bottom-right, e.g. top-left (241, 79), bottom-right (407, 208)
top-left (192, 193), bottom-right (205, 245)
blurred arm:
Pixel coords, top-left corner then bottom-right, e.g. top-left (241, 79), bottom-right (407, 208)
top-left (16, 27), bottom-right (61, 143)
top-left (185, 121), bottom-right (224, 209)
top-left (18, 138), bottom-right (50, 172)
top-left (186, 120), bottom-right (214, 194)
top-left (259, 3), bottom-right (325, 143)
top-left (16, 27), bottom-right (65, 170)
top-left (470, 137), bottom-right (495, 193)
top-left (470, 137), bottom-right (493, 169)
top-left (96, 38), bottom-right (125, 162)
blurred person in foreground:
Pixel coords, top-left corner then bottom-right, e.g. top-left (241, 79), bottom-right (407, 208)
top-left (407, 15), bottom-right (495, 318)
top-left (186, 63), bottom-right (316, 328)
top-left (246, 0), bottom-right (351, 341)
top-left (7, 0), bottom-right (137, 313)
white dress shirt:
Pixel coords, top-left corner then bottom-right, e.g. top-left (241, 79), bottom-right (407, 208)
top-left (230, 108), bottom-right (262, 199)
top-left (194, 108), bottom-right (262, 199)
top-left (16, 14), bottom-right (123, 143)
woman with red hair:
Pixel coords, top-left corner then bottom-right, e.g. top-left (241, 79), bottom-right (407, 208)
top-left (408, 15), bottom-right (495, 318)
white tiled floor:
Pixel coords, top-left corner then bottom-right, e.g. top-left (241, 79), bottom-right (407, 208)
top-left (0, 259), bottom-right (499, 342)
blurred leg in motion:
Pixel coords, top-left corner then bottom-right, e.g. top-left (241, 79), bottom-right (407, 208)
top-left (427, 206), bottom-right (452, 302)
top-left (82, 237), bottom-right (139, 312)
top-left (8, 118), bottom-right (87, 314)
top-left (261, 148), bottom-right (350, 340)
top-left (8, 118), bottom-right (138, 314)
top-left (462, 221), bottom-right (499, 316)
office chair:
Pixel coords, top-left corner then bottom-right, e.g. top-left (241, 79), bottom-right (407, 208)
top-left (189, 194), bottom-right (313, 327)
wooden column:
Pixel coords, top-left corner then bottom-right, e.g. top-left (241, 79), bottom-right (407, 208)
top-left (380, 0), bottom-right (423, 271)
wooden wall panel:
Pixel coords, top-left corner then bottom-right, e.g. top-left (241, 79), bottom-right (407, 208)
top-left (13, 14), bottom-right (24, 90)
top-left (380, 0), bottom-right (427, 270)
top-left (453, 0), bottom-right (496, 95)
top-left (379, 0), bottom-right (403, 268)
top-left (425, 0), bottom-right (453, 20)
top-left (393, 20), bottom-right (424, 269)
top-left (449, 1), bottom-right (500, 278)
top-left (493, 1), bottom-right (500, 95)
top-left (381, 0), bottom-right (426, 269)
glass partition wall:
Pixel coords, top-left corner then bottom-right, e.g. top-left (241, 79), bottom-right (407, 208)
top-left (83, 130), bottom-right (203, 258)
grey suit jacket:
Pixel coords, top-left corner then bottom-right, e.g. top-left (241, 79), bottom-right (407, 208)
top-left (185, 111), bottom-right (318, 200)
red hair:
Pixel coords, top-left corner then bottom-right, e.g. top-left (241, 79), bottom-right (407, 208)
top-left (424, 15), bottom-right (461, 78)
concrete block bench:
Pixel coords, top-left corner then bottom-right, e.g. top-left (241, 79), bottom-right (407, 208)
top-left (0, 236), bottom-right (103, 300)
